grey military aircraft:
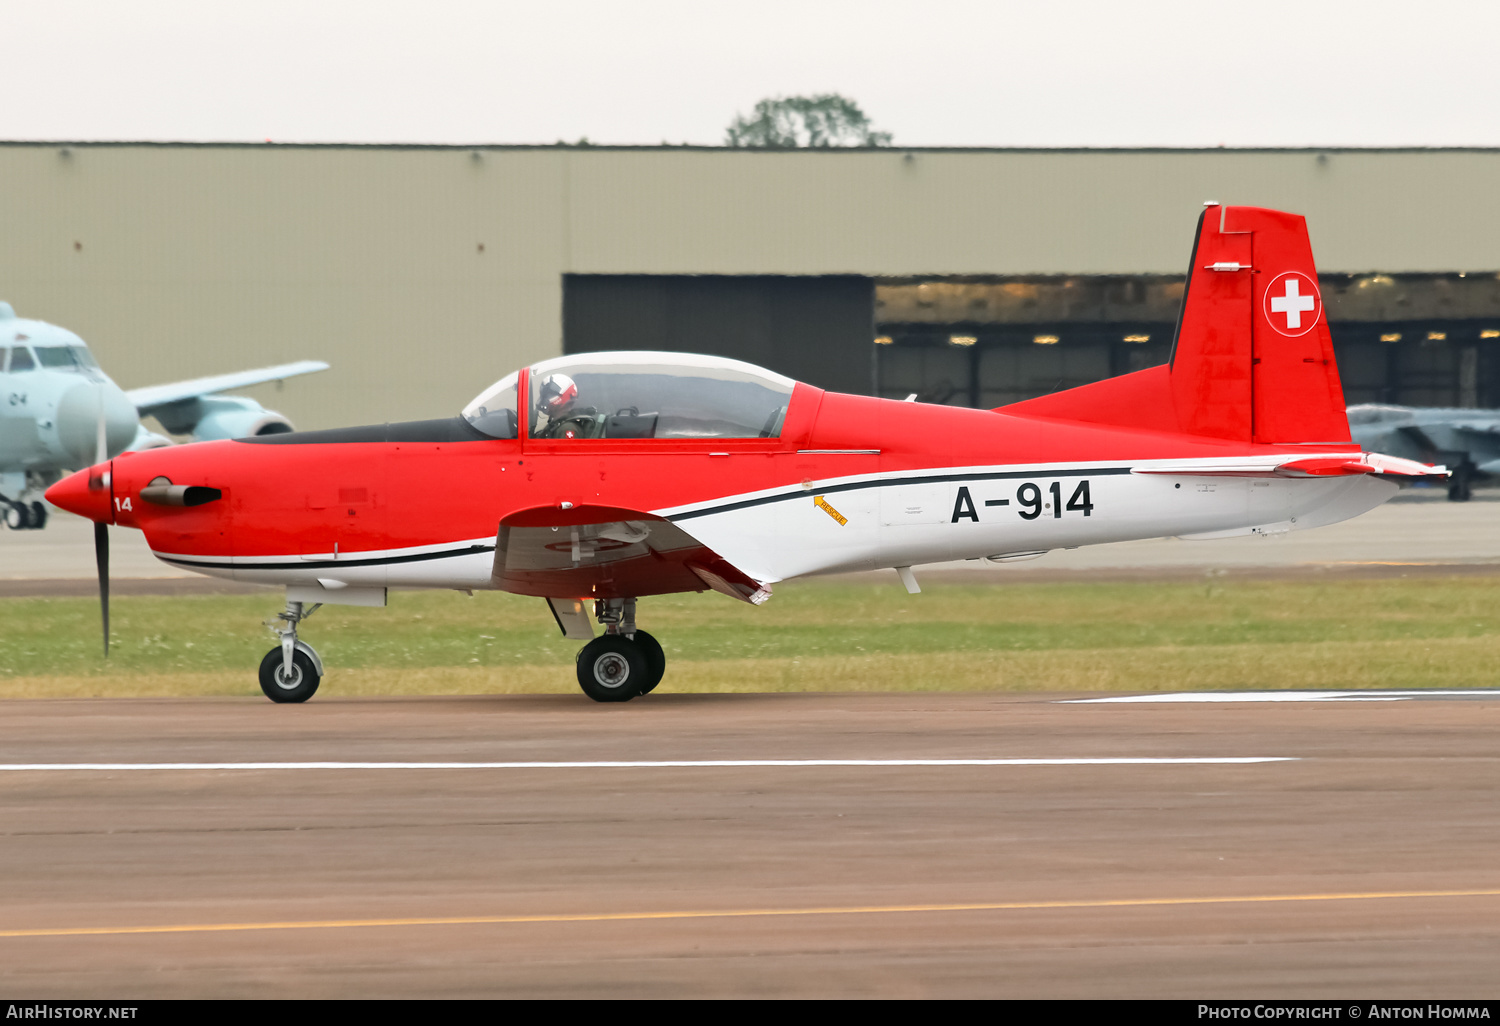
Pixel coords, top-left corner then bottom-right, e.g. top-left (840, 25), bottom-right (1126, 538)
top-left (1, 302), bottom-right (327, 529)
top-left (1348, 404), bottom-right (1499, 501)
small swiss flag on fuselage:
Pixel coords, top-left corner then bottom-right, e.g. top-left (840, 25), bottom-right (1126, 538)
top-left (1263, 271), bottom-right (1322, 336)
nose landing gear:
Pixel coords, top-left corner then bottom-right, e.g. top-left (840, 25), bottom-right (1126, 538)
top-left (258, 598), bottom-right (324, 703)
top-left (1, 498), bottom-right (47, 531)
top-left (575, 597), bottom-right (665, 702)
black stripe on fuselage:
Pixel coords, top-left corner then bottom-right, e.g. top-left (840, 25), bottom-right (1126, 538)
top-left (163, 465), bottom-right (1133, 570)
top-left (237, 417), bottom-right (494, 445)
top-left (667, 466), bottom-right (1134, 522)
top-left (158, 543), bottom-right (496, 573)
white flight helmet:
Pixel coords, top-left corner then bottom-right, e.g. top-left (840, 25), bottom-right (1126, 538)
top-left (538, 372), bottom-right (578, 415)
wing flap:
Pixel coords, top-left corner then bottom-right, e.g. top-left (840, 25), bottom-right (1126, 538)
top-left (687, 560), bottom-right (773, 605)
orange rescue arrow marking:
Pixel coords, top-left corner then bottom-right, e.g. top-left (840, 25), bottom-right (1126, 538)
top-left (813, 495), bottom-right (847, 526)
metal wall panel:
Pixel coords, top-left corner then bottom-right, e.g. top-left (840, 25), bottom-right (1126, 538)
top-left (2, 144), bottom-right (1498, 430)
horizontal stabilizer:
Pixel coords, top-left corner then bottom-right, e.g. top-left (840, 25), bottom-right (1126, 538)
top-left (1272, 457), bottom-right (1378, 476)
top-left (1134, 452), bottom-right (1446, 479)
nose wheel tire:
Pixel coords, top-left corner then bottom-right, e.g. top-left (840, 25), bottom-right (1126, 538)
top-left (632, 630), bottom-right (666, 695)
top-left (258, 647), bottom-right (321, 703)
top-left (576, 635), bottom-right (650, 702)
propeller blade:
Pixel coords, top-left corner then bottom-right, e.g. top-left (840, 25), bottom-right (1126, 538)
top-left (94, 521), bottom-right (110, 657)
top-left (96, 386), bottom-right (108, 465)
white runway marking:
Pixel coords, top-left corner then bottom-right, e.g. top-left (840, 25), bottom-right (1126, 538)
top-left (1066, 690), bottom-right (1500, 704)
top-left (0, 757), bottom-right (1296, 772)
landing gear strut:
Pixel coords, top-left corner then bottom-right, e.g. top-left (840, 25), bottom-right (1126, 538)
top-left (575, 597), bottom-right (665, 702)
top-left (1448, 459), bottom-right (1477, 502)
top-left (258, 598), bottom-right (324, 703)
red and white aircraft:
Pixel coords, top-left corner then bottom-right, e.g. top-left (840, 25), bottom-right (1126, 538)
top-left (47, 204), bottom-right (1443, 703)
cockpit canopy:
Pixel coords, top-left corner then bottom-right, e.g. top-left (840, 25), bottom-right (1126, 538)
top-left (2, 344), bottom-right (100, 375)
top-left (462, 352), bottom-right (796, 441)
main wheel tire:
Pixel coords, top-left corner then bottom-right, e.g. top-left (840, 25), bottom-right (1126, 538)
top-left (1449, 464), bottom-right (1476, 502)
top-left (28, 502), bottom-right (47, 530)
top-left (576, 635), bottom-right (648, 702)
top-left (258, 647), bottom-right (321, 703)
top-left (3, 504), bottom-right (29, 530)
top-left (631, 630), bottom-right (666, 695)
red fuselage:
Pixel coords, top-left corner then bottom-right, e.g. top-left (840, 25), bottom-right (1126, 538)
top-left (53, 379), bottom-right (1350, 577)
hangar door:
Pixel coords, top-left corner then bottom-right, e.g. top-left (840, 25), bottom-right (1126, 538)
top-left (563, 275), bottom-right (875, 395)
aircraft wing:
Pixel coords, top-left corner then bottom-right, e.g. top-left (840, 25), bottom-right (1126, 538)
top-left (125, 360), bottom-right (330, 413)
top-left (1452, 420), bottom-right (1500, 436)
top-left (494, 504), bottom-right (772, 605)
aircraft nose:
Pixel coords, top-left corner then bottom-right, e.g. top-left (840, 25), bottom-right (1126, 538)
top-left (45, 465), bottom-right (114, 524)
top-left (56, 382), bottom-right (138, 466)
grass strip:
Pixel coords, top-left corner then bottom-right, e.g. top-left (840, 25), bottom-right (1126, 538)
top-left (1, 575), bottom-right (1495, 696)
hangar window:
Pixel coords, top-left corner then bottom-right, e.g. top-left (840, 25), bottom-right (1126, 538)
top-left (525, 352), bottom-right (795, 440)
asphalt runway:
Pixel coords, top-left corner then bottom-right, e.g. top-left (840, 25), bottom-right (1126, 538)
top-left (3, 692), bottom-right (1500, 998)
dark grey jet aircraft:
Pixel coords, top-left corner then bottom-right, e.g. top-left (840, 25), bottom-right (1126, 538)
top-left (1348, 404), bottom-right (1499, 501)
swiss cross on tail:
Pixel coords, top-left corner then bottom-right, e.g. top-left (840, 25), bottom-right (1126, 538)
top-left (1264, 271), bottom-right (1322, 336)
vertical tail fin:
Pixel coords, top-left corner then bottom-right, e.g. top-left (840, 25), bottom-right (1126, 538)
top-left (1174, 203), bottom-right (1350, 443)
top-left (1001, 204), bottom-right (1352, 445)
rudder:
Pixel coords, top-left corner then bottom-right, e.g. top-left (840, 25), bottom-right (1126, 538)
top-left (1229, 205), bottom-right (1350, 444)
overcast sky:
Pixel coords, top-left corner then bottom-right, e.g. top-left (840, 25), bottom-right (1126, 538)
top-left (6, 0), bottom-right (1498, 148)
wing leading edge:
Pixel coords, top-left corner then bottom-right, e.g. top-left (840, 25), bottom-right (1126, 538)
top-left (126, 360), bottom-right (330, 413)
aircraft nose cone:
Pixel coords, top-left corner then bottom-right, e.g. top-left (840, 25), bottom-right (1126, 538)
top-left (56, 382), bottom-right (138, 466)
top-left (45, 466), bottom-right (113, 523)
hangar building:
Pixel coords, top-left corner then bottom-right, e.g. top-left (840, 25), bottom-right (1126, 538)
top-left (2, 143), bottom-right (1499, 432)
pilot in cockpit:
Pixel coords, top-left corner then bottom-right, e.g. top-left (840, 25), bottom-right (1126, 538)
top-left (535, 372), bottom-right (599, 439)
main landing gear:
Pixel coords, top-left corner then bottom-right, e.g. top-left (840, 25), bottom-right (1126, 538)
top-left (258, 598), bottom-right (325, 703)
top-left (251, 593), bottom-right (664, 704)
top-left (1, 499), bottom-right (48, 531)
top-left (576, 597), bottom-right (665, 702)
top-left (1448, 459), bottom-right (1478, 502)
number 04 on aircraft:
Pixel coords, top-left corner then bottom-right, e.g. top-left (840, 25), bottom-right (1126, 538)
top-left (47, 205), bottom-right (1444, 703)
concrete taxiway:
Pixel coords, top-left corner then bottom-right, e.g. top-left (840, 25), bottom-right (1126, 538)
top-left (2, 691), bottom-right (1499, 998)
